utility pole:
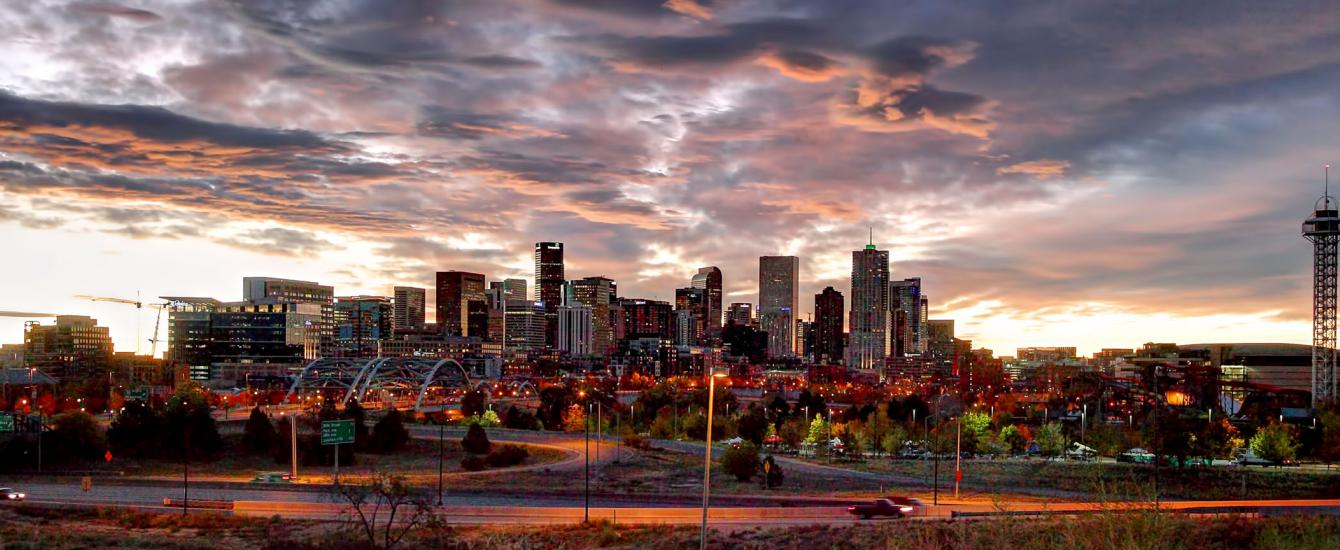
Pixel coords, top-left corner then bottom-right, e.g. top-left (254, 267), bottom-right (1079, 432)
top-left (289, 415), bottom-right (298, 480)
top-left (954, 416), bottom-right (962, 500)
top-left (584, 402), bottom-right (591, 523)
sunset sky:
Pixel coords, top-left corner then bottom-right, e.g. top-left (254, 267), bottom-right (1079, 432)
top-left (2, 1), bottom-right (1337, 356)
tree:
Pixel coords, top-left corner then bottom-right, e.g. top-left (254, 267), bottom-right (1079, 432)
top-left (1192, 418), bottom-right (1242, 462)
top-left (502, 405), bottom-right (540, 430)
top-left (48, 411), bottom-right (104, 463)
top-left (881, 425), bottom-right (909, 456)
top-left (478, 409), bottom-right (501, 428)
top-left (461, 423), bottom-right (492, 455)
top-left (1318, 410), bottom-right (1340, 468)
top-left (735, 406), bottom-right (769, 445)
top-left (999, 425), bottom-right (1026, 456)
top-left (162, 386), bottom-right (221, 460)
top-left (864, 409), bottom-right (894, 457)
top-left (962, 411), bottom-right (991, 440)
top-left (461, 389), bottom-right (489, 419)
top-left (562, 404), bottom-right (587, 433)
top-left (1250, 421), bottom-right (1300, 465)
top-left (1036, 422), bottom-right (1067, 460)
top-left (536, 386), bottom-right (573, 431)
top-left (838, 422), bottom-right (864, 459)
top-left (778, 417), bottom-right (807, 449)
top-left (804, 415), bottom-right (831, 456)
top-left (721, 442), bottom-right (760, 481)
top-left (107, 400), bottom-right (160, 458)
top-left (368, 409), bottom-right (410, 454)
top-left (242, 406), bottom-right (277, 454)
top-left (333, 470), bottom-right (440, 549)
top-left (343, 400), bottom-right (370, 450)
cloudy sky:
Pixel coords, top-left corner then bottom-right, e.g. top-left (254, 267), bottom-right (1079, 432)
top-left (1, 0), bottom-right (1337, 356)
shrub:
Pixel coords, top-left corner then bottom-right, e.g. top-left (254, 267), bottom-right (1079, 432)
top-left (461, 423), bottom-right (492, 455)
top-left (485, 444), bottom-right (529, 467)
top-left (624, 433), bottom-right (650, 450)
top-left (721, 442), bottom-right (760, 481)
top-left (367, 409), bottom-right (409, 454)
top-left (242, 407), bottom-right (276, 454)
top-left (460, 455), bottom-right (487, 471)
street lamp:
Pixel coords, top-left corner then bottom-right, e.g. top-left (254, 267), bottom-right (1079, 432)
top-left (700, 365), bottom-right (729, 550)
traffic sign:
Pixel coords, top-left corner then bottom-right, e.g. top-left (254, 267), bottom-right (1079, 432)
top-left (0, 414), bottom-right (12, 433)
top-left (105, 450), bottom-right (113, 462)
top-left (321, 420), bottom-right (355, 446)
top-left (126, 387), bottom-right (149, 401)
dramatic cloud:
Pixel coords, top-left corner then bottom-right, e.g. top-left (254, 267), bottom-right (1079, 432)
top-left (3, 0), bottom-right (1340, 355)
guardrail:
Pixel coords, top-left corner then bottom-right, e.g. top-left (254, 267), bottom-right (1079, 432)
top-left (161, 498), bottom-right (233, 510)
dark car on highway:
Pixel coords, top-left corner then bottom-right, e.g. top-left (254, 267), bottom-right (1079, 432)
top-left (847, 496), bottom-right (921, 519)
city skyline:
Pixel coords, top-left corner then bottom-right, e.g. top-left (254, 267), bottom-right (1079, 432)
top-left (3, 1), bottom-right (1338, 356)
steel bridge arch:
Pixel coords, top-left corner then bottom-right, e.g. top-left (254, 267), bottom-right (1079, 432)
top-left (286, 356), bottom-right (472, 411)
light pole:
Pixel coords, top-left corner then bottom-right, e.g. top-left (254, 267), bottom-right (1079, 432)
top-left (585, 401), bottom-right (591, 523)
top-left (437, 423), bottom-right (444, 506)
top-left (700, 365), bottom-right (729, 550)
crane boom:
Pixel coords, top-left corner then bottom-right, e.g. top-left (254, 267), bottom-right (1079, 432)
top-left (75, 295), bottom-right (143, 308)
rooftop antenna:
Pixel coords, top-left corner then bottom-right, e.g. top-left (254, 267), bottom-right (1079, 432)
top-left (1327, 164), bottom-right (1332, 209)
top-left (865, 227), bottom-right (876, 250)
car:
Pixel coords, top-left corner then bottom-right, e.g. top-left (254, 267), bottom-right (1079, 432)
top-left (0, 488), bottom-right (25, 501)
top-left (1118, 448), bottom-right (1155, 464)
top-left (250, 472), bottom-right (293, 484)
top-left (847, 497), bottom-right (916, 519)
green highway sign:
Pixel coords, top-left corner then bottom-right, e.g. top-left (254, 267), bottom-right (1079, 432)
top-left (0, 414), bottom-right (12, 433)
top-left (126, 388), bottom-right (149, 401)
top-left (321, 420), bottom-right (355, 446)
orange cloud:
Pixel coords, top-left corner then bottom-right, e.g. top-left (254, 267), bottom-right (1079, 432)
top-left (997, 159), bottom-right (1071, 179)
top-left (662, 0), bottom-right (713, 20)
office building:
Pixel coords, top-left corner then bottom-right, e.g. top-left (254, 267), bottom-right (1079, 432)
top-left (334, 296), bottom-right (393, 358)
top-left (435, 271), bottom-right (486, 337)
top-left (504, 300), bottom-right (547, 355)
top-left (535, 242), bottom-right (565, 348)
top-left (890, 278), bottom-right (923, 356)
top-left (392, 286), bottom-right (426, 332)
top-left (557, 303), bottom-right (594, 356)
top-left (571, 276), bottom-right (617, 357)
top-left (619, 298), bottom-right (674, 341)
top-left (242, 277), bottom-right (334, 355)
top-left (22, 315), bottom-right (113, 381)
top-left (162, 297), bottom-right (222, 378)
top-left (491, 279), bottom-right (528, 302)
top-left (1017, 347), bottom-right (1079, 362)
top-left (848, 241), bottom-right (890, 369)
top-left (209, 301), bottom-right (322, 384)
top-left (0, 343), bottom-right (23, 369)
top-left (814, 286), bottom-right (845, 364)
top-left (675, 286), bottom-right (705, 346)
top-left (726, 303), bottom-right (754, 326)
top-left (759, 256), bottom-right (800, 358)
top-left (691, 266), bottom-right (723, 339)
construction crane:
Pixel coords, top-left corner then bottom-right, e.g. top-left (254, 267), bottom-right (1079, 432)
top-left (74, 294), bottom-right (170, 356)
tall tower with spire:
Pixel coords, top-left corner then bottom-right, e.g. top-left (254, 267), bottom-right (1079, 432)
top-left (1303, 165), bottom-right (1339, 407)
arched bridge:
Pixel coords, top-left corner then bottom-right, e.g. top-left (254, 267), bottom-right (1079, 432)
top-left (286, 357), bottom-right (471, 412)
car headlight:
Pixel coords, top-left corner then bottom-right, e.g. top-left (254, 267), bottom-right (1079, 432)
top-left (899, 506), bottom-right (914, 513)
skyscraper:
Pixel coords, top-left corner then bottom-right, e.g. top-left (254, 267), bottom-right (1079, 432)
top-left (535, 242), bottom-right (565, 348)
top-left (491, 279), bottom-right (528, 302)
top-left (675, 286), bottom-right (705, 346)
top-left (435, 271), bottom-right (486, 337)
top-left (848, 241), bottom-right (890, 369)
top-left (571, 276), bottom-right (617, 357)
top-left (691, 266), bottom-right (723, 340)
top-left (890, 278), bottom-right (923, 356)
top-left (814, 286), bottom-right (845, 364)
top-left (758, 256), bottom-right (800, 358)
top-left (23, 315), bottom-right (113, 381)
top-left (726, 303), bottom-right (754, 326)
top-left (557, 303), bottom-right (594, 356)
top-left (392, 286), bottom-right (426, 332)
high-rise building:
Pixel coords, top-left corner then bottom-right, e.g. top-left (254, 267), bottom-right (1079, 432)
top-left (726, 303), bottom-right (754, 326)
top-left (890, 278), bottom-right (923, 356)
top-left (334, 296), bottom-right (393, 358)
top-left (504, 300), bottom-right (547, 355)
top-left (691, 267), bottom-right (723, 339)
top-left (675, 286), bottom-right (705, 346)
top-left (759, 256), bottom-right (800, 358)
top-left (435, 271), bottom-right (486, 337)
top-left (848, 241), bottom-right (890, 369)
top-left (243, 277), bottom-right (334, 355)
top-left (1017, 347), bottom-right (1078, 362)
top-left (392, 286), bottom-right (426, 332)
top-left (571, 276), bottom-right (617, 357)
top-left (535, 242), bottom-right (565, 348)
top-left (619, 298), bottom-right (673, 341)
top-left (557, 303), bottom-right (594, 356)
top-left (814, 286), bottom-right (845, 364)
top-left (796, 320), bottom-right (814, 359)
top-left (491, 279), bottom-right (528, 302)
top-left (23, 315), bottom-right (113, 381)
